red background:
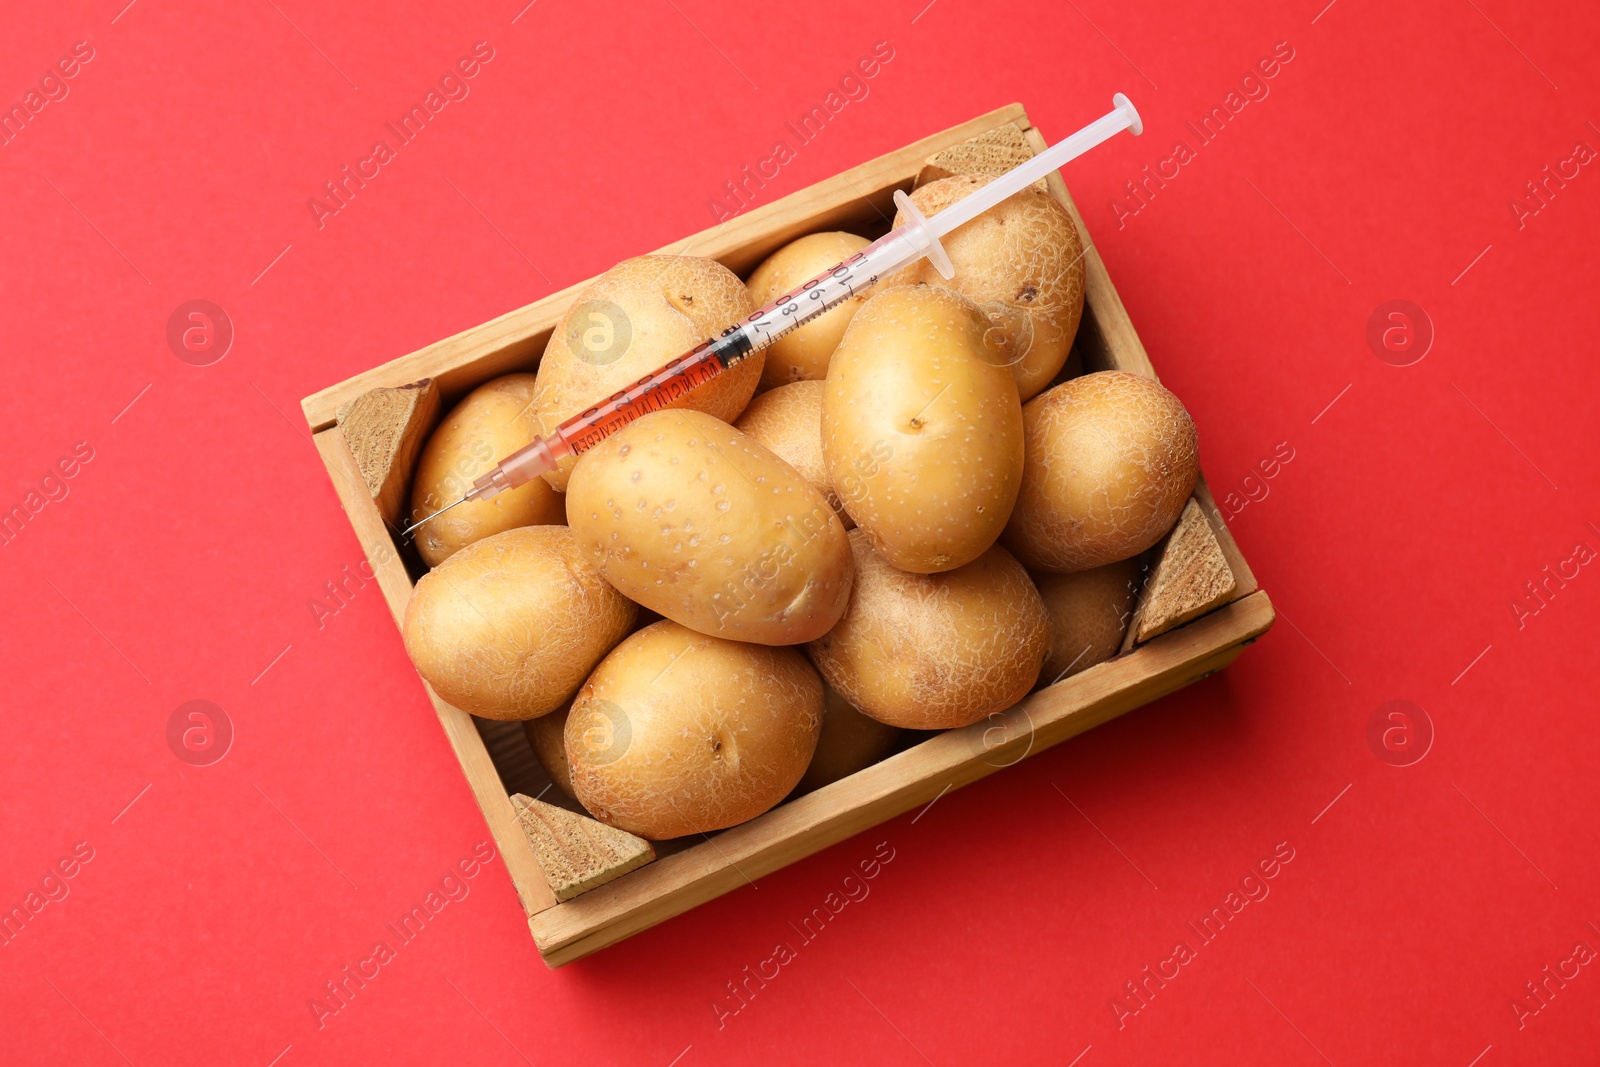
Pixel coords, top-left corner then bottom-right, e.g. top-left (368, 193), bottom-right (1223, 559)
top-left (2, 0), bottom-right (1596, 1063)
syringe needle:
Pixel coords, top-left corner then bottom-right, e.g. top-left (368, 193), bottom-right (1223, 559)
top-left (398, 435), bottom-right (563, 540)
top-left (401, 495), bottom-right (468, 537)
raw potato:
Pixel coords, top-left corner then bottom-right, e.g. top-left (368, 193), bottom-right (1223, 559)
top-left (409, 374), bottom-right (565, 566)
top-left (806, 531), bottom-right (1049, 730)
top-left (887, 175), bottom-right (1086, 400)
top-left (746, 231), bottom-right (873, 388)
top-left (822, 284), bottom-right (1024, 573)
top-left (734, 380), bottom-right (851, 528)
top-left (566, 621), bottom-right (823, 839)
top-left (401, 526), bottom-right (636, 720)
top-left (525, 704), bottom-right (575, 799)
top-left (566, 408), bottom-right (853, 646)
top-left (530, 255), bottom-right (762, 491)
top-left (1034, 557), bottom-right (1145, 686)
top-left (1004, 371), bottom-right (1198, 573)
top-left (793, 686), bottom-right (902, 795)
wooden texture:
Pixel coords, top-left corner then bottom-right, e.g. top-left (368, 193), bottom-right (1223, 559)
top-left (1118, 478), bottom-right (1259, 659)
top-left (1193, 476), bottom-right (1258, 598)
top-left (1133, 498), bottom-right (1239, 644)
top-left (334, 378), bottom-right (439, 524)
top-left (304, 104), bottom-right (1274, 967)
top-left (511, 794), bottom-right (655, 902)
top-left (917, 121), bottom-right (1044, 188)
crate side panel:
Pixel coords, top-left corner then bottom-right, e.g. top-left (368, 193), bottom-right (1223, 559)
top-left (313, 429), bottom-right (419, 627)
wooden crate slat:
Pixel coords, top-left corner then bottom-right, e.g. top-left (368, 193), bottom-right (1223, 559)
top-left (312, 428), bottom-right (425, 629)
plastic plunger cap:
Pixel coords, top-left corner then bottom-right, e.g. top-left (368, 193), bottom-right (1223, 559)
top-left (1114, 92), bottom-right (1143, 136)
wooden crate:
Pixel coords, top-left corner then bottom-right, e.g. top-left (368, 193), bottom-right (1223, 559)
top-left (302, 102), bottom-right (1274, 967)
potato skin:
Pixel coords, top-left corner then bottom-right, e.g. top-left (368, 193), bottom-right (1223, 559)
top-left (566, 621), bottom-right (823, 839)
top-left (401, 526), bottom-right (636, 720)
top-left (888, 175), bottom-right (1085, 401)
top-left (410, 374), bottom-right (566, 567)
top-left (566, 408), bottom-right (853, 646)
top-left (1004, 371), bottom-right (1198, 573)
top-left (734, 380), bottom-right (851, 528)
top-left (531, 255), bottom-right (761, 490)
top-left (524, 703), bottom-right (575, 799)
top-left (822, 285), bottom-right (1024, 574)
top-left (793, 686), bottom-right (902, 795)
top-left (746, 231), bottom-right (873, 388)
top-left (1034, 557), bottom-right (1145, 686)
top-left (806, 531), bottom-right (1049, 730)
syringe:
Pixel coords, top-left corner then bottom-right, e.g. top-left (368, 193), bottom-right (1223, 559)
top-left (403, 93), bottom-right (1142, 536)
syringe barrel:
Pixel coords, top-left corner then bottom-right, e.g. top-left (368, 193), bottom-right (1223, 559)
top-left (499, 227), bottom-right (928, 490)
top-left (728, 225), bottom-right (930, 354)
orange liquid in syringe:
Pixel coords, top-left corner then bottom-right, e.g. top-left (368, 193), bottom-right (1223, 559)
top-left (557, 335), bottom-right (744, 458)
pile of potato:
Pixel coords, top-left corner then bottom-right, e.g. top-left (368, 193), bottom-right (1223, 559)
top-left (400, 176), bottom-right (1199, 841)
